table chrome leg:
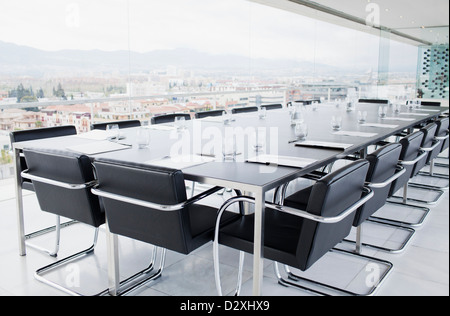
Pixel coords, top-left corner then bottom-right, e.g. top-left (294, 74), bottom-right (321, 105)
top-left (14, 147), bottom-right (26, 256)
top-left (253, 189), bottom-right (265, 296)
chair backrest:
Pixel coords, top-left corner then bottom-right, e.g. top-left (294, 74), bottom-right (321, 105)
top-left (195, 110), bottom-right (225, 119)
top-left (91, 120), bottom-right (141, 130)
top-left (296, 160), bottom-right (370, 271)
top-left (295, 100), bottom-right (320, 105)
top-left (10, 126), bottom-right (77, 191)
top-left (358, 99), bottom-right (389, 104)
top-left (22, 148), bottom-right (104, 228)
top-left (353, 143), bottom-right (402, 227)
top-left (94, 159), bottom-right (202, 255)
top-left (436, 117), bottom-right (449, 152)
top-left (261, 104), bottom-right (283, 111)
top-left (231, 107), bottom-right (258, 114)
top-left (420, 101), bottom-right (441, 107)
top-left (389, 131), bottom-right (425, 196)
top-left (413, 123), bottom-right (438, 175)
top-left (151, 114), bottom-right (191, 125)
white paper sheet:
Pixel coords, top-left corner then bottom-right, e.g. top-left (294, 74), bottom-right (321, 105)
top-left (76, 130), bottom-right (109, 141)
top-left (360, 123), bottom-right (399, 129)
top-left (145, 155), bottom-right (215, 169)
top-left (332, 131), bottom-right (378, 138)
top-left (414, 109), bottom-right (441, 112)
top-left (382, 117), bottom-right (415, 122)
top-left (399, 112), bottom-right (429, 116)
top-left (146, 125), bottom-right (177, 131)
top-left (295, 140), bottom-right (354, 150)
top-left (66, 141), bottom-right (131, 155)
top-left (247, 154), bottom-right (317, 168)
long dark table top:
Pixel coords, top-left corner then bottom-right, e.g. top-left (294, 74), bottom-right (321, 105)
top-left (14, 103), bottom-right (448, 192)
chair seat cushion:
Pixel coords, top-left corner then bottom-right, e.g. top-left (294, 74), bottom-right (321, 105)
top-left (218, 207), bottom-right (304, 268)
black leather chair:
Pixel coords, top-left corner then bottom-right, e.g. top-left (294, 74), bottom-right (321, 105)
top-left (21, 148), bottom-right (104, 296)
top-left (359, 99), bottom-right (389, 104)
top-left (373, 131), bottom-right (431, 227)
top-left (195, 110), bottom-right (225, 119)
top-left (150, 113), bottom-right (191, 125)
top-left (413, 117), bottom-right (449, 184)
top-left (10, 125), bottom-right (78, 257)
top-left (92, 158), bottom-right (238, 296)
top-left (214, 160), bottom-right (392, 296)
top-left (231, 107), bottom-right (258, 114)
top-left (91, 120), bottom-right (141, 130)
top-left (261, 104), bottom-right (283, 111)
top-left (402, 123), bottom-right (445, 204)
top-left (344, 143), bottom-right (415, 253)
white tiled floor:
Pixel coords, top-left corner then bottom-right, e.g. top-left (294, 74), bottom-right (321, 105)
top-left (0, 162), bottom-right (448, 296)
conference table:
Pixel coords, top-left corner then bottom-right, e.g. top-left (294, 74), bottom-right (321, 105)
top-left (12, 101), bottom-right (448, 296)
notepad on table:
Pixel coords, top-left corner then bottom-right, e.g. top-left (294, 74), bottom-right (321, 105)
top-left (247, 155), bottom-right (317, 169)
top-left (76, 130), bottom-right (109, 141)
top-left (294, 140), bottom-right (354, 150)
top-left (146, 125), bottom-right (177, 131)
top-left (332, 131), bottom-right (378, 138)
top-left (66, 141), bottom-right (131, 155)
top-left (145, 155), bottom-right (215, 170)
top-left (382, 117), bottom-right (415, 122)
top-left (360, 123), bottom-right (399, 129)
top-left (399, 112), bottom-right (429, 116)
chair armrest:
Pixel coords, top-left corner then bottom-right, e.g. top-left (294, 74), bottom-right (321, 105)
top-left (365, 166), bottom-right (406, 189)
top-left (421, 140), bottom-right (441, 152)
top-left (399, 151), bottom-right (428, 166)
top-left (21, 169), bottom-right (97, 190)
top-left (216, 187), bottom-right (374, 225)
top-left (91, 186), bottom-right (223, 212)
top-left (435, 134), bottom-right (449, 141)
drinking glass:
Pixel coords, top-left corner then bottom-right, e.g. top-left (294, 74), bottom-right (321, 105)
top-left (136, 127), bottom-right (150, 149)
top-left (222, 134), bottom-right (237, 161)
top-left (331, 116), bottom-right (342, 131)
top-left (259, 107), bottom-right (267, 120)
top-left (295, 122), bottom-right (308, 141)
top-left (223, 111), bottom-right (232, 125)
top-left (106, 124), bottom-right (119, 142)
top-left (379, 106), bottom-right (388, 118)
top-left (175, 116), bottom-right (186, 130)
top-left (394, 103), bottom-right (402, 114)
top-left (358, 111), bottom-right (367, 124)
top-left (291, 105), bottom-right (304, 126)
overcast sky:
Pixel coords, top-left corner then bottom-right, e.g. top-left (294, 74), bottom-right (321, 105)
top-left (0, 0), bottom-right (417, 70)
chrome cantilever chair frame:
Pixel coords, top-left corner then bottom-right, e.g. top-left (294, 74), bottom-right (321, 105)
top-left (379, 151), bottom-right (431, 227)
top-left (391, 140), bottom-right (445, 205)
top-left (21, 170), bottom-right (101, 296)
top-left (341, 166), bottom-right (416, 254)
top-left (91, 185), bottom-right (224, 296)
top-left (414, 133), bottom-right (450, 189)
top-left (213, 188), bottom-right (393, 297)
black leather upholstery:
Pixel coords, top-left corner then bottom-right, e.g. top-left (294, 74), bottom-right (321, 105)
top-left (195, 110), bottom-right (225, 119)
top-left (219, 160), bottom-right (370, 272)
top-left (261, 104), bottom-right (283, 110)
top-left (231, 107), bottom-right (258, 114)
top-left (10, 126), bottom-right (77, 191)
top-left (353, 143), bottom-right (402, 227)
top-left (436, 117), bottom-right (449, 153)
top-left (358, 99), bottom-right (389, 104)
top-left (420, 101), bottom-right (441, 107)
top-left (91, 120), bottom-right (141, 130)
top-left (389, 131), bottom-right (425, 197)
top-left (413, 123), bottom-right (438, 176)
top-left (151, 114), bottom-right (191, 125)
top-left (22, 148), bottom-right (104, 228)
top-left (94, 159), bottom-right (237, 255)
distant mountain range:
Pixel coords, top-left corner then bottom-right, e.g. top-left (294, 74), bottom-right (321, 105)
top-left (0, 40), bottom-right (346, 77)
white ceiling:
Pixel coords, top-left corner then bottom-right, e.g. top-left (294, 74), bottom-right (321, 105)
top-left (250, 0), bottom-right (449, 46)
